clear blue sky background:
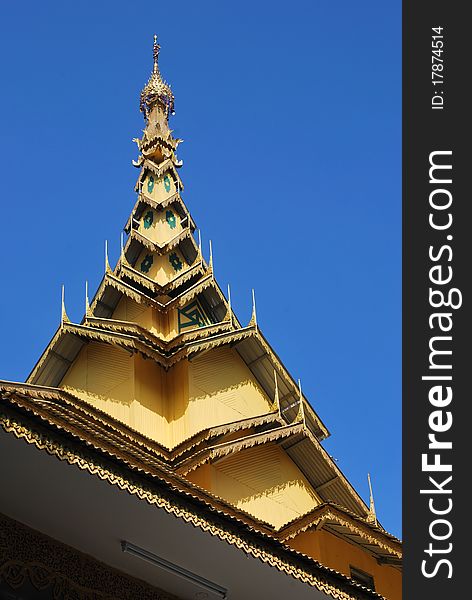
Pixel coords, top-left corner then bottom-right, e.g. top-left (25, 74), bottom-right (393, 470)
top-left (0, 2), bottom-right (401, 536)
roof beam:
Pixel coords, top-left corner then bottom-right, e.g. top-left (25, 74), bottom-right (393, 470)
top-left (280, 436), bottom-right (305, 451)
top-left (50, 351), bottom-right (74, 365)
top-left (377, 556), bottom-right (402, 567)
top-left (280, 397), bottom-right (298, 413)
top-left (247, 353), bottom-right (269, 368)
top-left (315, 476), bottom-right (339, 493)
top-left (96, 299), bottom-right (116, 313)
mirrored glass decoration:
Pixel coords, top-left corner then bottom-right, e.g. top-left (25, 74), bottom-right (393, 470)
top-left (140, 254), bottom-right (154, 273)
top-left (169, 252), bottom-right (183, 271)
top-left (143, 210), bottom-right (154, 229)
top-left (166, 210), bottom-right (177, 229)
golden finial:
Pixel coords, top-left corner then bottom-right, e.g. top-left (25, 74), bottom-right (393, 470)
top-left (140, 35), bottom-right (175, 118)
top-left (61, 285), bottom-right (69, 327)
top-left (366, 473), bottom-right (378, 526)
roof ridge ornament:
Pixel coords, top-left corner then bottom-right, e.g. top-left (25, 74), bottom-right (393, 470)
top-left (249, 289), bottom-right (258, 328)
top-left (272, 369), bottom-right (281, 414)
top-left (227, 284), bottom-right (233, 327)
top-left (85, 280), bottom-right (91, 319)
top-left (366, 473), bottom-right (378, 526)
top-left (197, 229), bottom-right (202, 262)
top-left (105, 240), bottom-right (112, 274)
top-left (296, 379), bottom-right (306, 425)
top-left (208, 240), bottom-right (214, 273)
top-left (140, 35), bottom-right (175, 119)
top-left (61, 285), bottom-right (69, 327)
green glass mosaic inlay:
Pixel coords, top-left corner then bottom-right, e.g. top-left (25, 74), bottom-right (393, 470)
top-left (143, 210), bottom-right (154, 229)
top-left (140, 254), bottom-right (154, 273)
top-left (178, 300), bottom-right (209, 333)
top-left (169, 252), bottom-right (183, 272)
top-left (147, 175), bottom-right (155, 194)
top-left (166, 210), bottom-right (176, 229)
top-left (163, 174), bottom-right (171, 193)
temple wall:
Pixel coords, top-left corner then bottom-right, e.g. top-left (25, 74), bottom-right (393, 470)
top-left (60, 344), bottom-right (285, 450)
top-left (187, 444), bottom-right (320, 529)
top-left (133, 353), bottom-right (169, 445)
top-left (168, 307), bottom-right (179, 339)
top-left (184, 347), bottom-right (271, 439)
top-left (288, 528), bottom-right (402, 600)
top-left (112, 296), bottom-right (171, 338)
top-left (113, 296), bottom-right (154, 331)
top-left (60, 343), bottom-right (135, 425)
top-left (60, 342), bottom-right (171, 446)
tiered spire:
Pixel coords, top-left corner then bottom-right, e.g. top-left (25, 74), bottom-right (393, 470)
top-left (28, 36), bottom-right (331, 445)
top-left (26, 35), bottom-right (363, 513)
top-left (0, 38), bottom-right (402, 596)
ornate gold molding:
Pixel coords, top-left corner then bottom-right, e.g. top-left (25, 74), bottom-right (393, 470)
top-left (0, 512), bottom-right (177, 600)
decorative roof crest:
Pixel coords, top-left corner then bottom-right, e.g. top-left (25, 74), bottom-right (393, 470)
top-left (140, 35), bottom-right (175, 118)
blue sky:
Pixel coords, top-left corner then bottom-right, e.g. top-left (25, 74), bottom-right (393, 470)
top-left (0, 2), bottom-right (401, 536)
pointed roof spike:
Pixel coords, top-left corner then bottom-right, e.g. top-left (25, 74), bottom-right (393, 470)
top-left (105, 240), bottom-right (111, 273)
top-left (272, 369), bottom-right (281, 414)
top-left (296, 378), bottom-right (306, 425)
top-left (61, 285), bottom-right (69, 327)
top-left (367, 473), bottom-right (378, 526)
top-left (198, 229), bottom-right (202, 260)
top-left (85, 280), bottom-right (91, 319)
top-left (120, 232), bottom-right (124, 258)
top-left (227, 283), bottom-right (234, 327)
top-left (249, 288), bottom-right (258, 328)
top-left (209, 239), bottom-right (214, 272)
